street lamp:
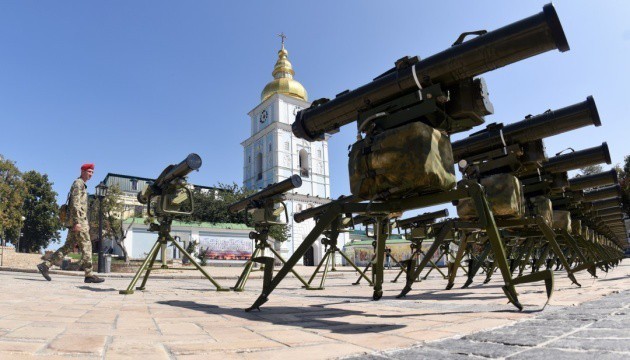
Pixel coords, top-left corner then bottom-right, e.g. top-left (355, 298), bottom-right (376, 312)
top-left (17, 216), bottom-right (26, 253)
top-left (95, 182), bottom-right (109, 273)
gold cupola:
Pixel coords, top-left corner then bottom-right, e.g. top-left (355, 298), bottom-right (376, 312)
top-left (260, 37), bottom-right (308, 102)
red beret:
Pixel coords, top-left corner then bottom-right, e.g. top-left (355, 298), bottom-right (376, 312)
top-left (81, 163), bottom-right (94, 171)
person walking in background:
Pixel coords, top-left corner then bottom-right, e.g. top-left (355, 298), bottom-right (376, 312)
top-left (385, 247), bottom-right (392, 270)
top-left (37, 164), bottom-right (104, 283)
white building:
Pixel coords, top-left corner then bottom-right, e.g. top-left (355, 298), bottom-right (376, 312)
top-left (101, 173), bottom-right (251, 263)
top-left (241, 39), bottom-right (346, 265)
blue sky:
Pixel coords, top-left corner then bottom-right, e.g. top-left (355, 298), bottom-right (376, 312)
top-left (1, 1), bottom-right (629, 210)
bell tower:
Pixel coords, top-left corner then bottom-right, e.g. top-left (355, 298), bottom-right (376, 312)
top-left (241, 35), bottom-right (332, 263)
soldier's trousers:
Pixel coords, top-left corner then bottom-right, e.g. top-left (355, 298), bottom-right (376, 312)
top-left (45, 229), bottom-right (93, 277)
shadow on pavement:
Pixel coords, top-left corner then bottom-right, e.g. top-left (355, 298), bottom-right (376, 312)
top-left (77, 286), bottom-right (119, 292)
top-left (15, 277), bottom-right (48, 282)
top-left (157, 300), bottom-right (406, 334)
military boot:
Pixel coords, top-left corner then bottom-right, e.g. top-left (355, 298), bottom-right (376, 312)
top-left (84, 275), bottom-right (105, 283)
top-left (37, 263), bottom-right (51, 281)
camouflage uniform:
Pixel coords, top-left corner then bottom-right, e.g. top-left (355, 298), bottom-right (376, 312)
top-left (45, 178), bottom-right (93, 277)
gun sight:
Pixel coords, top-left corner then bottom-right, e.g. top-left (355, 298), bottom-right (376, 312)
top-left (228, 175), bottom-right (302, 213)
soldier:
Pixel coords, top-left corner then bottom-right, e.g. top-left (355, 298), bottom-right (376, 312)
top-left (37, 163), bottom-right (105, 283)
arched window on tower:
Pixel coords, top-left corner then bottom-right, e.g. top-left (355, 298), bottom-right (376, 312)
top-left (256, 152), bottom-right (263, 180)
top-left (298, 149), bottom-right (309, 178)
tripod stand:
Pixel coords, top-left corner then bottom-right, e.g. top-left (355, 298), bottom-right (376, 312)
top-left (120, 217), bottom-right (228, 294)
top-left (306, 217), bottom-right (372, 289)
top-left (392, 239), bottom-right (446, 283)
top-left (233, 224), bottom-right (311, 291)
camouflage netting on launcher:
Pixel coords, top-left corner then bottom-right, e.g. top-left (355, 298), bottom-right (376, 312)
top-left (529, 196), bottom-right (553, 226)
top-left (572, 219), bottom-right (582, 236)
top-left (349, 121), bottom-right (456, 200)
top-left (552, 210), bottom-right (572, 233)
top-left (457, 173), bottom-right (525, 220)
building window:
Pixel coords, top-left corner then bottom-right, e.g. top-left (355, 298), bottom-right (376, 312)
top-left (248, 156), bottom-right (251, 164)
top-left (284, 142), bottom-right (290, 151)
top-left (317, 150), bottom-right (322, 158)
top-left (256, 152), bottom-right (263, 180)
top-left (130, 178), bottom-right (138, 191)
top-left (299, 149), bottom-right (309, 178)
top-left (268, 143), bottom-right (272, 152)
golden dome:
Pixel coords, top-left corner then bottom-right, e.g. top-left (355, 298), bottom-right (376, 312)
top-left (261, 44), bottom-right (308, 102)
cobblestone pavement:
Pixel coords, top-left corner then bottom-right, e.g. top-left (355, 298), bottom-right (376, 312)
top-left (0, 262), bottom-right (628, 359)
top-left (345, 288), bottom-right (630, 360)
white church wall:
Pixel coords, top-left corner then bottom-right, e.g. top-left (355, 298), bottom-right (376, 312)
top-left (242, 86), bottom-right (331, 265)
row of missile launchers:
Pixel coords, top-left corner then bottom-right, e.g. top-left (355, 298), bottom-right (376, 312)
top-left (236, 3), bottom-right (626, 312)
top-left (121, 4), bottom-right (626, 312)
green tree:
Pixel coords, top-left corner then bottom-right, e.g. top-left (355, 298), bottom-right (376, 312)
top-left (88, 185), bottom-right (137, 262)
top-left (186, 183), bottom-right (289, 243)
top-left (19, 171), bottom-right (63, 252)
top-left (0, 155), bottom-right (27, 246)
top-left (579, 164), bottom-right (603, 176)
top-left (617, 155), bottom-right (630, 218)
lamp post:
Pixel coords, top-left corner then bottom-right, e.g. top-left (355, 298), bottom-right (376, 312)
top-left (95, 182), bottom-right (109, 273)
top-left (17, 216), bottom-right (26, 253)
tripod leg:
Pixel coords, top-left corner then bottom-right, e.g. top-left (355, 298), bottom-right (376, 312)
top-left (446, 235), bottom-right (467, 290)
top-left (268, 247), bottom-right (311, 288)
top-left (233, 247), bottom-right (260, 291)
top-left (353, 257), bottom-right (373, 285)
top-left (397, 222), bottom-right (451, 298)
top-left (389, 254), bottom-right (408, 274)
top-left (317, 252), bottom-right (332, 289)
top-left (423, 251), bottom-right (447, 280)
top-left (306, 250), bottom-right (330, 289)
top-left (136, 240), bottom-right (162, 291)
top-left (172, 239), bottom-right (228, 291)
top-left (247, 208), bottom-right (337, 312)
top-left (469, 183), bottom-right (526, 310)
top-left (372, 219), bottom-right (388, 301)
top-left (119, 239), bottom-right (161, 294)
top-left (392, 252), bottom-right (416, 283)
top-left (463, 241), bottom-right (491, 288)
top-left (536, 218), bottom-right (580, 287)
top-left (338, 248), bottom-right (373, 285)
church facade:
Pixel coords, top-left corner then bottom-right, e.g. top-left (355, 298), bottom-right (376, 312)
top-left (241, 39), bottom-right (345, 265)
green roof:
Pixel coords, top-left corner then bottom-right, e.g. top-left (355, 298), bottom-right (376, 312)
top-left (123, 217), bottom-right (252, 230)
top-left (349, 229), bottom-right (406, 242)
top-left (347, 238), bottom-right (412, 246)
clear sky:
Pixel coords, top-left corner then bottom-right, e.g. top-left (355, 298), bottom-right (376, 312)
top-left (1, 1), bottom-right (629, 211)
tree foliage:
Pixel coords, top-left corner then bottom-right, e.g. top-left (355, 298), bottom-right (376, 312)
top-left (579, 164), bottom-right (603, 176)
top-left (617, 155), bottom-right (630, 218)
top-left (182, 183), bottom-right (289, 243)
top-left (0, 155), bottom-right (27, 246)
top-left (19, 171), bottom-right (63, 252)
top-left (88, 185), bottom-right (136, 262)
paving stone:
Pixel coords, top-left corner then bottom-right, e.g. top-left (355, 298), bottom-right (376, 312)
top-left (548, 337), bottom-right (630, 352)
top-left (589, 319), bottom-right (630, 329)
top-left (0, 341), bottom-right (45, 353)
top-left (513, 318), bottom-right (593, 329)
top-left (386, 347), bottom-right (477, 360)
top-left (426, 339), bottom-right (526, 358)
top-left (0, 320), bottom-right (31, 331)
top-left (322, 332), bottom-right (417, 351)
top-left (242, 343), bottom-right (372, 360)
top-left (5, 325), bottom-right (65, 340)
top-left (463, 326), bottom-right (566, 346)
top-left (568, 328), bottom-right (630, 339)
top-left (508, 347), bottom-right (628, 360)
top-left (45, 334), bottom-right (107, 355)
